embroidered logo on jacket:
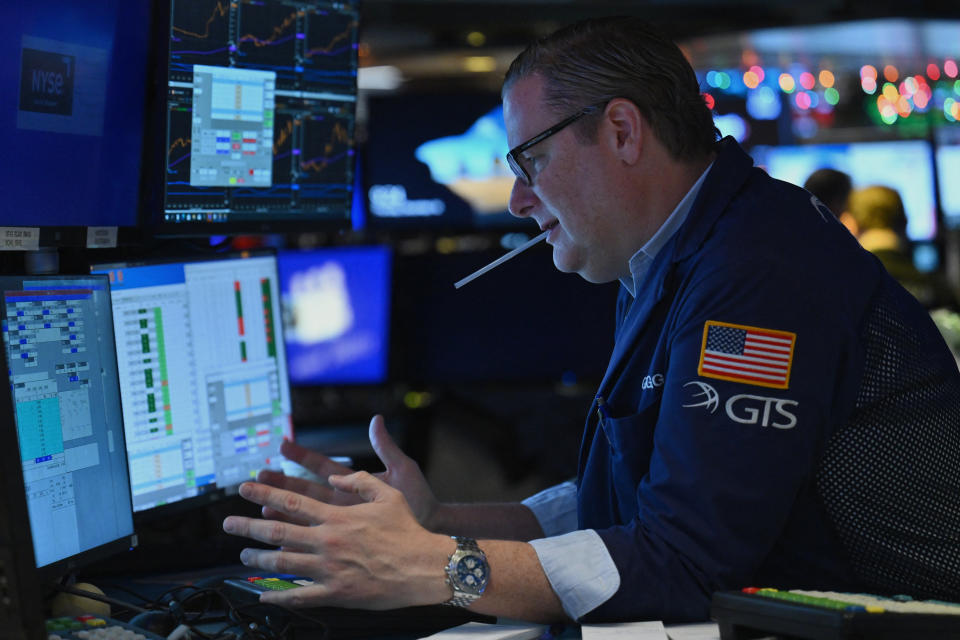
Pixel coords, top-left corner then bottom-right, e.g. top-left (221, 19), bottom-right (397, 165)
top-left (697, 321), bottom-right (796, 389)
top-left (683, 380), bottom-right (799, 429)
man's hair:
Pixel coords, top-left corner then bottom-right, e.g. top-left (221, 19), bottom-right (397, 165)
top-left (503, 16), bottom-right (719, 161)
top-left (804, 168), bottom-right (853, 219)
top-left (848, 185), bottom-right (909, 236)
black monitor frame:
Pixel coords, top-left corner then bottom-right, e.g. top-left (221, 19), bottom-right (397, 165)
top-left (0, 355), bottom-right (45, 639)
top-left (141, 0), bottom-right (361, 238)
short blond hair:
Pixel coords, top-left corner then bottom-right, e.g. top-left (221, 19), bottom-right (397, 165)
top-left (848, 185), bottom-right (908, 235)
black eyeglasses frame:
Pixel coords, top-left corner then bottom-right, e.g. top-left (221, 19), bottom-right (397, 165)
top-left (505, 101), bottom-right (607, 186)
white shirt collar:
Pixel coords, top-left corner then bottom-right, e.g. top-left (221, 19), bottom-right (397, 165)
top-left (619, 162), bottom-right (714, 297)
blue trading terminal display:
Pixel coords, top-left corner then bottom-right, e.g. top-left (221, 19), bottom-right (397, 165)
top-left (0, 275), bottom-right (136, 580)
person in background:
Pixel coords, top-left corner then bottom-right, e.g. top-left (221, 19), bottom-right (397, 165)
top-left (848, 184), bottom-right (958, 310)
top-left (803, 167), bottom-right (856, 233)
top-left (221, 16), bottom-right (960, 625)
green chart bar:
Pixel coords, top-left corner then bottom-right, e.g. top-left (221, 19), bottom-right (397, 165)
top-left (261, 278), bottom-right (277, 359)
top-left (154, 307), bottom-right (173, 436)
top-left (235, 280), bottom-right (247, 362)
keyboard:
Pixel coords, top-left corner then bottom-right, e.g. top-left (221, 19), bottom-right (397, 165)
top-left (45, 615), bottom-right (167, 640)
top-left (711, 588), bottom-right (960, 640)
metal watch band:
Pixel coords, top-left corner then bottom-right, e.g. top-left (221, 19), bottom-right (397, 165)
top-left (444, 592), bottom-right (480, 607)
top-left (443, 536), bottom-right (486, 607)
top-left (453, 536), bottom-right (480, 551)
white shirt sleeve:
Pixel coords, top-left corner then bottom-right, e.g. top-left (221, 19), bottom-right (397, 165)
top-left (521, 480), bottom-right (578, 537)
top-left (528, 529), bottom-right (621, 621)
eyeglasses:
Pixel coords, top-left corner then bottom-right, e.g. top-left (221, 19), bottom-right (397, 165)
top-left (506, 102), bottom-right (606, 187)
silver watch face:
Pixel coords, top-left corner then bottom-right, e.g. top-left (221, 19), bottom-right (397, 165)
top-left (451, 552), bottom-right (489, 595)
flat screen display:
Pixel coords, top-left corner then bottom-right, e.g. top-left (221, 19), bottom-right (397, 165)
top-left (0, 275), bottom-right (135, 575)
top-left (152, 0), bottom-right (360, 233)
top-left (0, 1), bottom-right (151, 228)
top-left (751, 139), bottom-right (938, 241)
top-left (92, 253), bottom-right (293, 514)
top-left (363, 92), bottom-right (538, 232)
top-left (278, 246), bottom-right (391, 385)
top-left (936, 144), bottom-right (960, 227)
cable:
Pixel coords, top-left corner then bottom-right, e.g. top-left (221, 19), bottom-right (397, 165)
top-left (51, 582), bottom-right (150, 615)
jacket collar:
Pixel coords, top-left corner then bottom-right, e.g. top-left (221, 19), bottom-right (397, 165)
top-left (594, 136), bottom-right (756, 399)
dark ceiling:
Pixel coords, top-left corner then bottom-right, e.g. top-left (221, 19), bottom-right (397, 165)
top-left (357, 0), bottom-right (960, 55)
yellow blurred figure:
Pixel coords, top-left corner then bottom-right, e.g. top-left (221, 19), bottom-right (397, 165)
top-left (848, 185), bottom-right (956, 309)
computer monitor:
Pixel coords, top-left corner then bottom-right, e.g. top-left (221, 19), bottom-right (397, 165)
top-left (0, 0), bottom-right (152, 242)
top-left (936, 143), bottom-right (960, 228)
top-left (0, 275), bottom-right (136, 580)
top-left (91, 252), bottom-right (293, 516)
top-left (146, 0), bottom-right (360, 235)
top-left (277, 246), bottom-right (392, 386)
top-left (0, 341), bottom-right (45, 640)
top-left (362, 92), bottom-right (538, 233)
top-left (750, 140), bottom-right (938, 241)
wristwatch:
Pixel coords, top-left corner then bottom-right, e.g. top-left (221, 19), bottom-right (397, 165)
top-left (443, 536), bottom-right (490, 607)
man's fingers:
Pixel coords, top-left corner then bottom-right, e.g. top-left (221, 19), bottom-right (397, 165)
top-left (235, 482), bottom-right (330, 523)
top-left (236, 547), bottom-right (319, 577)
top-left (281, 439), bottom-right (354, 477)
top-left (368, 414), bottom-right (409, 472)
top-left (223, 513), bottom-right (319, 550)
top-left (259, 583), bottom-right (334, 609)
top-left (258, 468), bottom-right (332, 500)
top-left (262, 506), bottom-right (313, 526)
top-left (328, 471), bottom-right (393, 504)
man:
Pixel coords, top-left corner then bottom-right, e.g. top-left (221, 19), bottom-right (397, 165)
top-left (223, 16), bottom-right (960, 623)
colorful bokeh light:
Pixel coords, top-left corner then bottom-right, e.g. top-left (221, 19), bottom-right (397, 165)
top-left (779, 73), bottom-right (796, 93)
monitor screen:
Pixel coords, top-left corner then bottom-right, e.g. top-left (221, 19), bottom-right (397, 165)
top-left (0, 275), bottom-right (135, 577)
top-left (277, 246), bottom-right (391, 385)
top-left (150, 0), bottom-right (360, 234)
top-left (936, 143), bottom-right (960, 227)
top-left (91, 253), bottom-right (293, 514)
top-left (750, 140), bottom-right (938, 241)
top-left (0, 0), bottom-right (151, 229)
top-left (363, 92), bottom-right (538, 232)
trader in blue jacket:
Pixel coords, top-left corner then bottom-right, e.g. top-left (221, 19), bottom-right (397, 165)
top-left (223, 16), bottom-right (960, 623)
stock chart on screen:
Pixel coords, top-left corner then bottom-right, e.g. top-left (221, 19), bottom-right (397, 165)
top-left (157, 0), bottom-right (359, 231)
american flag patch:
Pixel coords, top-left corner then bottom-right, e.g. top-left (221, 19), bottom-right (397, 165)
top-left (698, 321), bottom-right (796, 389)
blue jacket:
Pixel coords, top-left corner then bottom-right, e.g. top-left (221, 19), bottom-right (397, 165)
top-left (578, 138), bottom-right (960, 622)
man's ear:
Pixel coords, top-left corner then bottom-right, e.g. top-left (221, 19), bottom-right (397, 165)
top-left (603, 98), bottom-right (643, 165)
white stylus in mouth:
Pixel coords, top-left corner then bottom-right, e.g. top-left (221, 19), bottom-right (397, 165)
top-left (453, 229), bottom-right (550, 289)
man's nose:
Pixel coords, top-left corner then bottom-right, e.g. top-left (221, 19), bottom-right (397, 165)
top-left (508, 178), bottom-right (538, 218)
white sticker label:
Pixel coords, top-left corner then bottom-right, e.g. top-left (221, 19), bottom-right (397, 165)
top-left (0, 227), bottom-right (40, 251)
top-left (86, 226), bottom-right (118, 248)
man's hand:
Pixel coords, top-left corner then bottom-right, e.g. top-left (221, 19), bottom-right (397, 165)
top-left (222, 471), bottom-right (454, 610)
top-left (256, 414), bottom-right (441, 529)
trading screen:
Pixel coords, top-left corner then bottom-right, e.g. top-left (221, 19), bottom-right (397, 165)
top-left (0, 276), bottom-right (134, 569)
top-left (161, 0), bottom-right (359, 227)
top-left (93, 255), bottom-right (293, 512)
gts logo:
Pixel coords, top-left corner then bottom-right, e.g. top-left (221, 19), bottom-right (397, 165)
top-left (683, 381), bottom-right (798, 429)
